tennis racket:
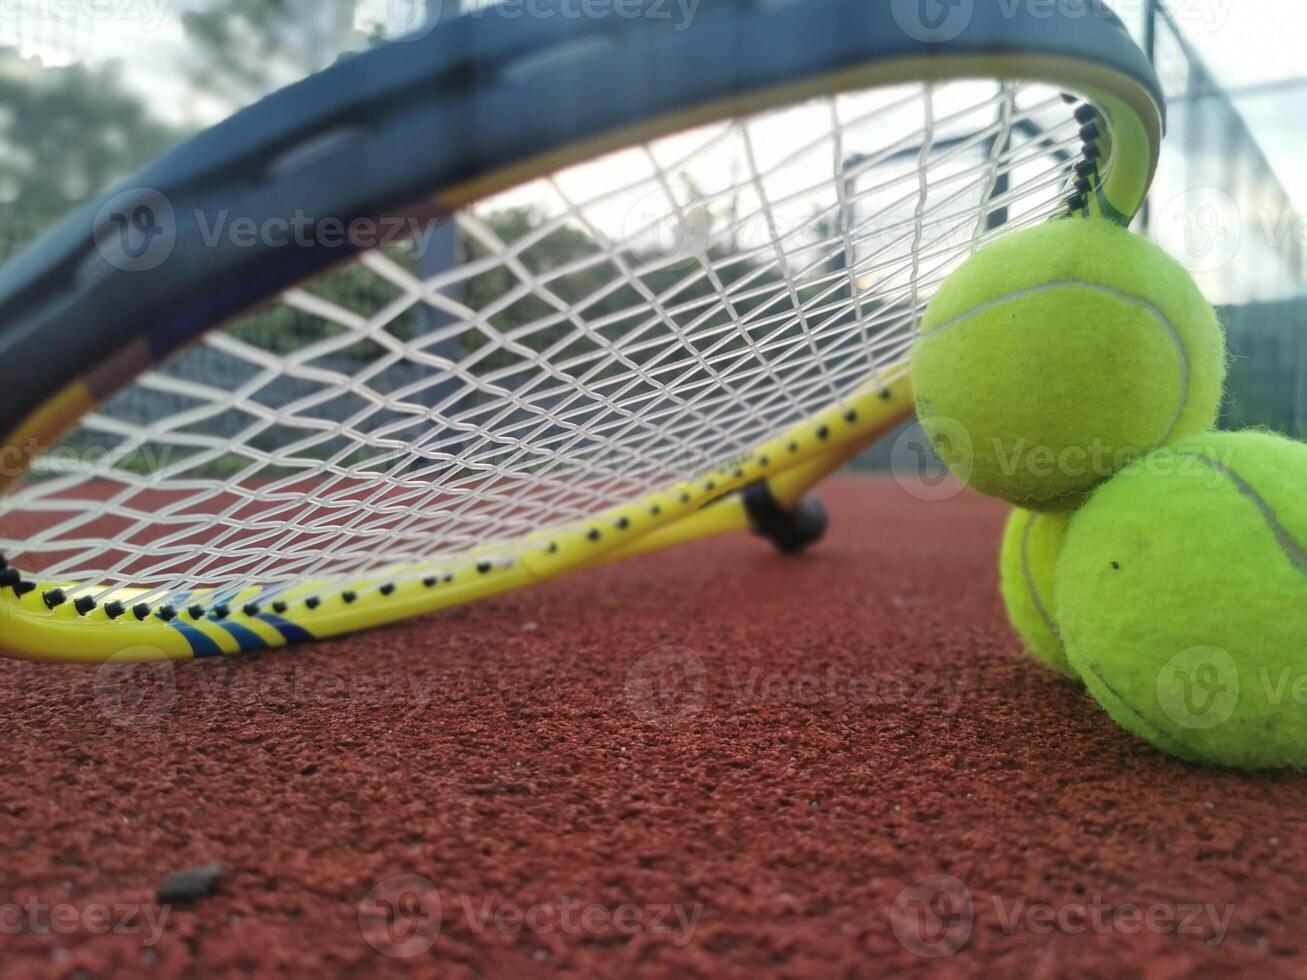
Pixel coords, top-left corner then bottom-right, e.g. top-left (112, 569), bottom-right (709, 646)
top-left (0, 0), bottom-right (1163, 663)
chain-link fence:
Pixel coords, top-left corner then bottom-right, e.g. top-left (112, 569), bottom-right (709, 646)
top-left (1139, 0), bottom-right (1307, 438)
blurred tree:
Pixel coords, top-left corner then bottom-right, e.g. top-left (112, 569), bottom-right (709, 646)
top-left (0, 48), bottom-right (178, 260)
top-left (180, 0), bottom-right (364, 110)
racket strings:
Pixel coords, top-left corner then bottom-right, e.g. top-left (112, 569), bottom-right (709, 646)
top-left (0, 80), bottom-right (1085, 606)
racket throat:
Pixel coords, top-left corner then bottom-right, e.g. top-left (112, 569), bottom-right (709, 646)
top-left (742, 483), bottom-right (829, 556)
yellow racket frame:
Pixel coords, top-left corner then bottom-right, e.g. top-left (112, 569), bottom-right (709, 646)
top-left (0, 47), bottom-right (1163, 663)
top-left (0, 375), bottom-right (911, 663)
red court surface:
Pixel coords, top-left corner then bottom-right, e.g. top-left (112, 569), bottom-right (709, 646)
top-left (2, 476), bottom-right (1306, 978)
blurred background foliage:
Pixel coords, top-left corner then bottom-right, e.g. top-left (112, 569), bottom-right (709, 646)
top-left (1, 0), bottom-right (1304, 447)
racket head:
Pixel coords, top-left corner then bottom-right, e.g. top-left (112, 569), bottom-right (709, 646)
top-left (0, 0), bottom-right (1163, 662)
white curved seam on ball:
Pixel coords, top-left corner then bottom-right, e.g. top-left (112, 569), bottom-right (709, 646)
top-left (1020, 516), bottom-right (1059, 640)
top-left (1082, 662), bottom-right (1192, 756)
top-left (922, 279), bottom-right (1191, 443)
top-left (1182, 453), bottom-right (1307, 581)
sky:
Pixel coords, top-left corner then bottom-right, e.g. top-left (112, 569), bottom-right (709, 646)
top-left (1129, 0), bottom-right (1307, 211)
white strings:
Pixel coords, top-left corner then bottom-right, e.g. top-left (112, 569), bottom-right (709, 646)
top-left (0, 81), bottom-right (1085, 605)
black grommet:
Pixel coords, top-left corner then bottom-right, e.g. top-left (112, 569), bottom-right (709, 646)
top-left (272, 601), bottom-right (288, 614)
top-left (1075, 159), bottom-right (1096, 178)
top-left (680, 493), bottom-right (691, 503)
top-left (189, 605), bottom-right (205, 620)
top-left (1074, 102), bottom-right (1097, 123)
top-left (243, 603), bottom-right (261, 617)
top-left (43, 588), bottom-right (67, 609)
top-left (705, 481), bottom-right (716, 491)
top-left (379, 583), bottom-right (395, 596)
top-left (758, 456), bottom-right (770, 467)
top-left (14, 581), bottom-right (35, 598)
top-left (211, 604), bottom-right (230, 619)
top-left (477, 561), bottom-right (493, 573)
top-left (1078, 121), bottom-right (1100, 142)
top-left (105, 601), bottom-right (125, 620)
top-left (733, 469), bottom-right (743, 479)
top-left (159, 605), bottom-right (177, 621)
top-left (341, 591), bottom-right (357, 604)
top-left (133, 603), bottom-right (151, 621)
top-left (586, 529), bottom-right (601, 542)
top-left (0, 568), bottom-right (20, 589)
top-left (423, 576), bottom-right (437, 587)
top-left (305, 597), bottom-right (321, 610)
top-left (74, 596), bottom-right (97, 616)
top-left (442, 573), bottom-right (453, 583)
top-left (788, 441), bottom-right (799, 452)
top-left (0, 554), bottom-right (7, 569)
top-left (1081, 143), bottom-right (1102, 161)
top-left (547, 542), bottom-right (559, 554)
top-left (844, 410), bottom-right (858, 423)
top-left (817, 425), bottom-right (830, 440)
top-left (616, 517), bottom-right (630, 530)
top-left (879, 389), bottom-right (892, 400)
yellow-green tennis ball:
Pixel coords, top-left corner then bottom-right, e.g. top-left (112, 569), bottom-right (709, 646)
top-left (998, 508), bottom-right (1074, 679)
top-left (1058, 430), bottom-right (1307, 769)
top-left (912, 217), bottom-right (1226, 510)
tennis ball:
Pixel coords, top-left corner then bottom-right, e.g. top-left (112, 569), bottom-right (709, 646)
top-left (912, 217), bottom-right (1226, 510)
top-left (998, 508), bottom-right (1074, 679)
top-left (1058, 430), bottom-right (1307, 769)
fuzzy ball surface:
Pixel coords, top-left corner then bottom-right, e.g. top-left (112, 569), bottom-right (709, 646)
top-left (912, 218), bottom-right (1227, 510)
top-left (999, 508), bottom-right (1075, 679)
top-left (1057, 429), bottom-right (1307, 769)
